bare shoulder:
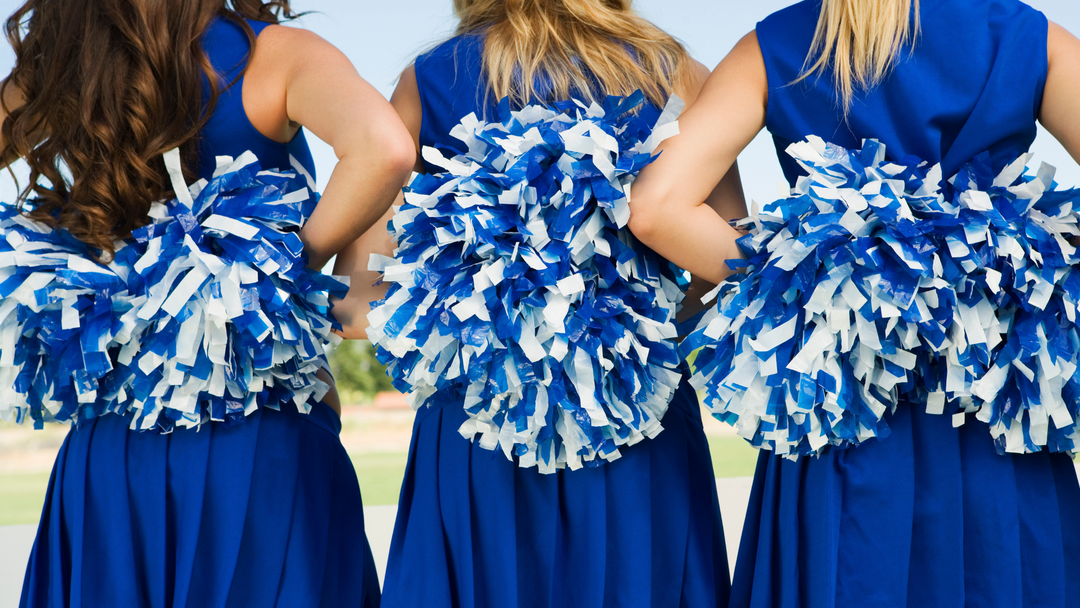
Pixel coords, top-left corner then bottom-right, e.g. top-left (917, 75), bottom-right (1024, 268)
top-left (674, 31), bottom-right (765, 108)
top-left (702, 31), bottom-right (766, 106)
top-left (253, 24), bottom-right (354, 72)
top-left (1, 78), bottom-right (25, 114)
top-left (675, 58), bottom-right (712, 106)
top-left (1048, 21), bottom-right (1080, 66)
top-left (392, 65), bottom-right (420, 107)
top-left (391, 64), bottom-right (423, 154)
top-left (726, 30), bottom-right (764, 68)
top-left (0, 78), bottom-right (21, 161)
top-left (1039, 20), bottom-right (1080, 165)
top-left (241, 24), bottom-right (363, 142)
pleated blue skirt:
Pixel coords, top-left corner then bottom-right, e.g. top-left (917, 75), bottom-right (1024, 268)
top-left (730, 404), bottom-right (1080, 608)
top-left (381, 374), bottom-right (731, 608)
top-left (20, 402), bottom-right (380, 608)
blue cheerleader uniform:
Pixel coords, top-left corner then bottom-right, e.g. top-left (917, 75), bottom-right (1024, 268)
top-left (378, 34), bottom-right (731, 608)
top-left (730, 1), bottom-right (1080, 606)
top-left (19, 17), bottom-right (381, 608)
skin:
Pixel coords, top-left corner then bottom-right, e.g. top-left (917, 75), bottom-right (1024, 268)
top-left (1042, 22), bottom-right (1080, 162)
top-left (628, 21), bottom-right (1080, 286)
top-left (1, 21), bottom-right (416, 415)
top-left (627, 32), bottom-right (765, 285)
top-left (0, 82), bottom-right (26, 166)
top-left (330, 54), bottom-right (747, 339)
top-left (244, 25), bottom-right (416, 271)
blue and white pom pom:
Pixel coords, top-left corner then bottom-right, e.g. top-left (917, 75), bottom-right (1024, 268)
top-left (686, 136), bottom-right (1080, 457)
top-left (951, 153), bottom-right (1080, 453)
top-left (0, 149), bottom-right (347, 431)
top-left (368, 93), bottom-right (686, 472)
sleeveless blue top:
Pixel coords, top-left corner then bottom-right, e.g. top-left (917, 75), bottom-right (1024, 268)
top-left (197, 16), bottom-right (315, 180)
top-left (757, 0), bottom-right (1048, 183)
top-left (414, 33), bottom-right (664, 173)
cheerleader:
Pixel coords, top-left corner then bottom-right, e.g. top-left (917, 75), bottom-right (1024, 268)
top-left (1, 1), bottom-right (413, 606)
top-left (629, 0), bottom-right (1080, 605)
top-left (330, 1), bottom-right (743, 606)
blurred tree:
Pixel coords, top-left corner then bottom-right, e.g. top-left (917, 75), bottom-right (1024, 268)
top-left (328, 340), bottom-right (396, 402)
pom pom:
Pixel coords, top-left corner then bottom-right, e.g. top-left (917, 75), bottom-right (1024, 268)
top-left (0, 150), bottom-right (348, 431)
top-left (368, 93), bottom-right (687, 472)
top-left (688, 136), bottom-right (1080, 457)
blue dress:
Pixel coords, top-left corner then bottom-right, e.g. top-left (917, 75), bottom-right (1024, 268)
top-left (19, 17), bottom-right (381, 608)
top-left (730, 1), bottom-right (1080, 606)
top-left (379, 34), bottom-right (731, 608)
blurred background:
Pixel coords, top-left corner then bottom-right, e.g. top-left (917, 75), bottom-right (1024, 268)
top-left (1, 0), bottom-right (1078, 602)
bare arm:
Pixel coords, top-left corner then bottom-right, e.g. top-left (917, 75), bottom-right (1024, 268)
top-left (240, 28), bottom-right (413, 411)
top-left (668, 60), bottom-right (749, 322)
top-left (333, 54), bottom-right (753, 335)
top-left (331, 65), bottom-right (424, 339)
top-left (248, 26), bottom-right (415, 270)
top-left (1040, 22), bottom-right (1080, 164)
top-left (628, 31), bottom-right (767, 284)
top-left (331, 202), bottom-right (398, 340)
top-left (677, 60), bottom-right (750, 226)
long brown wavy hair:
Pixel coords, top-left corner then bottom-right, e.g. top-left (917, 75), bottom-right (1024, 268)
top-left (453, 0), bottom-right (692, 109)
top-left (1, 0), bottom-right (297, 260)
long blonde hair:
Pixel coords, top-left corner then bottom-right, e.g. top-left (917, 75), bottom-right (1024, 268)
top-left (797, 0), bottom-right (920, 112)
top-left (452, 0), bottom-right (691, 109)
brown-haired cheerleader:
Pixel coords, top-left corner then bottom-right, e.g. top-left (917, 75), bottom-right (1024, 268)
top-left (0, 1), bottom-right (414, 605)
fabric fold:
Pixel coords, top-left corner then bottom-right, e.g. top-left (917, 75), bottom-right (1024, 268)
top-left (382, 373), bottom-right (731, 608)
top-left (20, 404), bottom-right (378, 608)
top-left (730, 407), bottom-right (1080, 608)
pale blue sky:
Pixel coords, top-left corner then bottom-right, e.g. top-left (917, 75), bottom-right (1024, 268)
top-left (0, 0), bottom-right (1077, 207)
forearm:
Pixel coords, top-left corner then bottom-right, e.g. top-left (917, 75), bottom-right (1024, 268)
top-left (300, 153), bottom-right (409, 270)
top-left (315, 367), bottom-right (342, 415)
top-left (330, 204), bottom-right (397, 339)
top-left (279, 29), bottom-right (415, 270)
top-left (632, 201), bottom-right (744, 284)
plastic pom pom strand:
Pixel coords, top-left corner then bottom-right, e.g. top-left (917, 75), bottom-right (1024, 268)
top-left (0, 150), bottom-right (348, 431)
top-left (687, 136), bottom-right (1080, 458)
top-left (368, 93), bottom-right (687, 473)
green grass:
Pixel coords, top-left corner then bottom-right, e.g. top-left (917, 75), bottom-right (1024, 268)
top-left (0, 440), bottom-right (756, 525)
top-left (351, 452), bottom-right (409, 506)
top-left (351, 438), bottom-right (759, 509)
top-left (0, 472), bottom-right (51, 526)
top-left (353, 437), bottom-right (759, 507)
top-left (0, 455), bottom-right (410, 525)
top-left (707, 435), bottom-right (759, 479)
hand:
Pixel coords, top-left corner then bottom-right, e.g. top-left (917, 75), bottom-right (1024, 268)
top-left (315, 367), bottom-right (342, 416)
top-left (331, 292), bottom-right (370, 340)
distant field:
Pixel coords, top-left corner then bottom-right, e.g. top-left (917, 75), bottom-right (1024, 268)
top-left (0, 435), bottom-right (760, 524)
top-left (708, 435), bottom-right (759, 479)
top-left (0, 472), bottom-right (51, 527)
top-left (0, 455), bottom-right (412, 526)
top-left (353, 434), bottom-right (761, 506)
top-left (351, 452), bottom-right (410, 506)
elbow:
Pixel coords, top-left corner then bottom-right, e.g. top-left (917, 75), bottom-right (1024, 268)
top-left (627, 201), bottom-right (662, 248)
top-left (382, 128), bottom-right (417, 181)
top-left (377, 120), bottom-right (417, 183)
top-left (337, 122), bottom-right (416, 185)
